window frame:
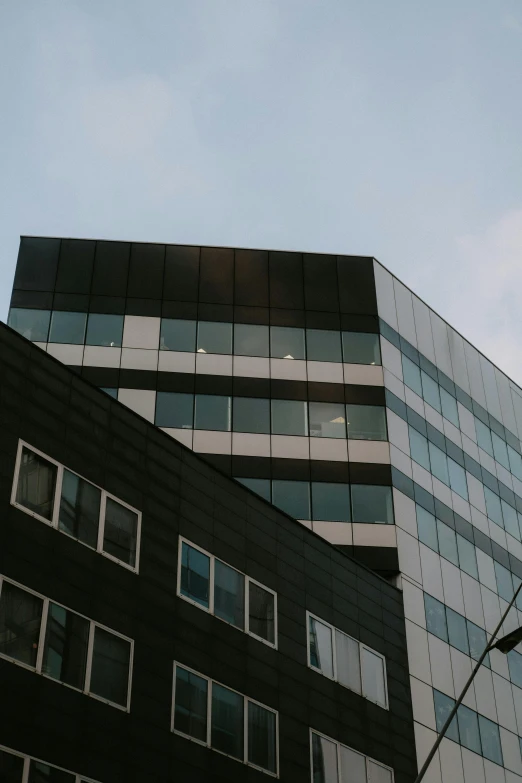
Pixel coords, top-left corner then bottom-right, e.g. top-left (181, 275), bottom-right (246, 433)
top-left (0, 743), bottom-right (103, 783)
top-left (309, 729), bottom-right (394, 783)
top-left (306, 611), bottom-right (388, 710)
top-left (0, 575), bottom-right (134, 712)
top-left (11, 440), bottom-right (142, 573)
top-left (171, 662), bottom-right (279, 777)
top-left (176, 537), bottom-right (278, 649)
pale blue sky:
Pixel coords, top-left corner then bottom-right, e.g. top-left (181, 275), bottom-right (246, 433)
top-left (1, 1), bottom-right (521, 381)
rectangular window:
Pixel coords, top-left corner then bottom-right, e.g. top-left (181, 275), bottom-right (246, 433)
top-left (59, 470), bottom-right (101, 549)
top-left (271, 399), bottom-right (308, 436)
top-left (233, 397), bottom-right (270, 434)
top-left (494, 561), bottom-right (514, 602)
top-left (306, 329), bottom-right (342, 363)
top-left (270, 326), bottom-right (305, 360)
top-left (478, 715), bottom-right (503, 765)
top-left (501, 500), bottom-right (520, 541)
top-left (85, 313), bottom-right (123, 347)
top-left (49, 311), bottom-right (87, 345)
top-left (14, 445), bottom-right (58, 522)
top-left (440, 387), bottom-right (459, 428)
top-left (416, 505), bottom-right (438, 552)
top-left (102, 497), bottom-right (139, 568)
top-left (172, 664), bottom-right (278, 775)
top-left (160, 319), bottom-right (196, 352)
top-left (197, 321), bottom-right (232, 354)
top-left (424, 594), bottom-right (448, 642)
top-left (457, 704), bottom-right (481, 755)
top-left (483, 486), bottom-right (504, 528)
top-left (0, 747), bottom-right (24, 782)
top-left (234, 323), bottom-right (269, 357)
top-left (177, 539), bottom-right (277, 647)
top-left (272, 479), bottom-right (311, 520)
top-left (507, 650), bottom-right (522, 689)
top-left (437, 520), bottom-right (459, 566)
top-left (0, 746), bottom-right (102, 783)
top-left (475, 418), bottom-right (493, 457)
top-left (194, 394), bottom-right (231, 431)
top-left (409, 427), bottom-right (430, 472)
top-left (155, 391), bottom-right (194, 429)
top-left (433, 689), bottom-right (459, 742)
top-left (309, 615), bottom-right (334, 678)
top-left (467, 620), bottom-right (489, 667)
top-left (311, 482), bottom-right (350, 522)
top-left (8, 307), bottom-right (51, 342)
top-left (491, 432), bottom-right (510, 471)
top-left (310, 731), bottom-right (394, 783)
top-left (0, 577), bottom-right (132, 711)
top-left (235, 477), bottom-right (271, 502)
top-left (446, 607), bottom-right (469, 656)
top-left (421, 371), bottom-right (441, 413)
top-left (342, 332), bottom-right (381, 365)
top-left (309, 402), bottom-right (346, 439)
top-left (346, 405), bottom-right (387, 441)
top-left (447, 458), bottom-right (468, 500)
top-left (351, 485), bottom-right (393, 524)
top-left (428, 442), bottom-right (450, 486)
top-left (508, 445), bottom-right (522, 481)
top-left (402, 355), bottom-right (422, 396)
top-left (456, 535), bottom-right (478, 580)
top-left (361, 646), bottom-right (387, 708)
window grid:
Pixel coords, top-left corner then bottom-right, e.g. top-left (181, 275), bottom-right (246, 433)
top-left (306, 611), bottom-right (388, 710)
top-left (171, 662), bottom-right (279, 777)
top-left (424, 592), bottom-right (491, 670)
top-left (0, 744), bottom-right (103, 783)
top-left (433, 689), bottom-right (504, 766)
top-left (309, 729), bottom-right (394, 783)
top-left (176, 537), bottom-right (278, 649)
top-left (11, 440), bottom-right (142, 573)
top-left (0, 576), bottom-right (133, 711)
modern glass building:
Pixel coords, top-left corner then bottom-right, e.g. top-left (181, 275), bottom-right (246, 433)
top-left (6, 235), bottom-right (522, 783)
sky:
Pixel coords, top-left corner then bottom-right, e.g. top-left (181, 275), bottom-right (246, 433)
top-left (1, 0), bottom-right (521, 384)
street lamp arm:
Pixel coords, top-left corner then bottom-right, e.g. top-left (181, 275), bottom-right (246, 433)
top-left (412, 580), bottom-right (522, 783)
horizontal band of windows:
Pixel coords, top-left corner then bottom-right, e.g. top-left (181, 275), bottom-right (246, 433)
top-left (177, 538), bottom-right (277, 647)
top-left (307, 611), bottom-right (388, 709)
top-left (7, 309), bottom-right (381, 364)
top-left (235, 478), bottom-right (394, 524)
top-left (0, 744), bottom-right (102, 783)
top-left (172, 662), bottom-right (279, 777)
top-left (310, 729), bottom-right (394, 783)
top-left (0, 576), bottom-right (133, 711)
top-left (11, 440), bottom-right (141, 572)
top-left (433, 688), bottom-right (504, 766)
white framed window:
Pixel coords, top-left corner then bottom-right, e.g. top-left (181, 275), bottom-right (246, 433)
top-left (177, 537), bottom-right (277, 648)
top-left (306, 612), bottom-right (388, 710)
top-left (0, 743), bottom-right (103, 783)
top-left (310, 729), bottom-right (394, 783)
top-left (0, 576), bottom-right (134, 712)
top-left (172, 662), bottom-right (279, 777)
top-left (11, 440), bottom-right (142, 572)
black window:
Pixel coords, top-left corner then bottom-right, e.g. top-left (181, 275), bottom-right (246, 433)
top-left (199, 247), bottom-right (234, 304)
top-left (234, 323), bottom-right (269, 357)
top-left (234, 249), bottom-right (269, 307)
top-left (312, 482), bottom-right (350, 522)
top-left (160, 319), bottom-right (196, 352)
top-left (345, 404), bottom-right (387, 440)
top-left (55, 239), bottom-right (95, 294)
top-left (351, 485), bottom-right (393, 524)
top-left (91, 242), bottom-right (130, 296)
top-left (8, 308), bottom-right (51, 342)
top-left (306, 329), bottom-right (342, 362)
top-left (127, 243), bottom-right (164, 299)
top-left (0, 749), bottom-right (24, 782)
top-left (48, 311), bottom-right (87, 344)
top-left (89, 626), bottom-right (131, 708)
top-left (272, 480), bottom-right (310, 519)
top-left (233, 397), bottom-right (270, 434)
top-left (174, 666), bottom-right (208, 742)
top-left (155, 392), bottom-right (194, 428)
top-left (103, 498), bottom-right (139, 568)
top-left (194, 395), bottom-right (231, 431)
top-left (42, 603), bottom-right (89, 689)
top-left (164, 245), bottom-right (200, 301)
top-left (342, 332), bottom-right (381, 365)
top-left (0, 581), bottom-right (43, 667)
top-left (59, 470), bottom-right (101, 549)
top-left (85, 314), bottom-right (124, 347)
top-left (15, 446), bottom-right (57, 521)
top-left (14, 237), bottom-right (60, 291)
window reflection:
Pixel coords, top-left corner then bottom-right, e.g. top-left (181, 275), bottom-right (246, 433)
top-left (306, 329), bottom-right (342, 363)
top-left (197, 321), bottom-right (232, 355)
top-left (234, 323), bottom-right (269, 357)
top-left (342, 332), bottom-right (381, 365)
top-left (309, 402), bottom-right (346, 439)
top-left (8, 308), bottom-right (51, 342)
top-left (270, 326), bottom-right (305, 360)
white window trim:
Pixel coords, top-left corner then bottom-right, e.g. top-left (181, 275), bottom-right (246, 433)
top-left (0, 575), bottom-right (134, 712)
top-left (11, 439), bottom-right (142, 573)
top-left (171, 662), bottom-right (279, 778)
top-left (309, 728), bottom-right (394, 783)
top-left (306, 611), bottom-right (388, 710)
top-left (0, 743), bottom-right (102, 783)
top-left (176, 536), bottom-right (278, 649)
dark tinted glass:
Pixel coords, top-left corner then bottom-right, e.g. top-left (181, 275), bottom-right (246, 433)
top-left (16, 447), bottom-right (57, 520)
top-left (100, 387), bottom-right (118, 398)
top-left (351, 484), bottom-right (393, 523)
top-left (248, 702), bottom-right (277, 773)
top-left (416, 506), bottom-right (438, 551)
top-left (127, 243), bottom-right (164, 298)
top-left (235, 477), bottom-right (271, 502)
top-left (89, 626), bottom-right (131, 707)
top-left (342, 332), bottom-right (381, 364)
top-left (86, 314), bottom-right (123, 347)
top-left (457, 705), bottom-right (481, 754)
top-left (312, 482), bottom-right (350, 521)
top-left (14, 237), bottom-right (60, 291)
top-left (507, 651), bottom-right (522, 688)
top-left (174, 666), bottom-right (208, 741)
top-left (337, 256), bottom-right (377, 314)
top-left (48, 311), bottom-right (87, 344)
top-left (155, 392), bottom-right (194, 428)
top-left (55, 239), bottom-right (95, 293)
top-left (199, 247), bottom-right (233, 304)
top-left (0, 582), bottom-right (43, 667)
top-left (59, 470), bottom-right (101, 548)
top-left (28, 762), bottom-right (75, 782)
top-left (194, 395), bottom-right (231, 431)
top-left (437, 520), bottom-right (459, 566)
top-left (446, 608), bottom-right (468, 654)
top-left (270, 326), bottom-right (305, 360)
top-left (306, 329), bottom-right (342, 362)
top-left (214, 560), bottom-right (244, 628)
top-left (160, 319), bottom-right (196, 352)
top-left (234, 249), bottom-right (269, 306)
top-left (309, 402), bottom-right (346, 438)
top-left (0, 748), bottom-right (24, 782)
top-left (433, 689), bottom-right (459, 742)
top-left (346, 404), bottom-right (387, 440)
top-left (197, 321), bottom-right (232, 354)
top-left (234, 323), bottom-right (269, 357)
top-left (467, 621), bottom-right (489, 666)
top-left (103, 498), bottom-right (138, 567)
top-left (211, 684), bottom-right (244, 759)
top-left (164, 246), bottom-right (199, 301)
top-left (180, 542), bottom-right (210, 608)
top-left (42, 603), bottom-right (89, 689)
top-left (303, 254), bottom-right (339, 312)
top-left (269, 252), bottom-right (304, 309)
top-left (8, 308), bottom-right (51, 342)
top-left (424, 594), bottom-right (448, 641)
top-left (272, 480), bottom-right (310, 519)
top-left (478, 715), bottom-right (503, 765)
top-left (248, 582), bottom-right (275, 643)
top-left (91, 242), bottom-right (130, 296)
top-left (271, 399), bottom-right (308, 436)
top-left (233, 397), bottom-right (270, 434)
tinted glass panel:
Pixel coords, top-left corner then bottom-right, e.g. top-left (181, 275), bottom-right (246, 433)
top-left (0, 749), bottom-right (24, 782)
top-left (428, 442), bottom-right (449, 486)
top-left (160, 319), bottom-right (196, 352)
top-left (346, 404), bottom-right (387, 440)
top-left (448, 458), bottom-right (468, 500)
top-left (309, 402), bottom-right (346, 439)
top-left (416, 506), bottom-right (438, 551)
top-left (103, 498), bottom-right (138, 568)
top-left (199, 247), bottom-right (233, 304)
top-left (248, 702), bottom-right (276, 773)
top-left (501, 500), bottom-right (520, 540)
top-left (234, 249), bottom-right (269, 306)
top-left (402, 355), bottom-right (422, 396)
top-left (91, 242), bottom-right (129, 296)
top-left (0, 582), bottom-right (43, 667)
top-left (440, 387), bottom-right (459, 427)
top-left (446, 607), bottom-right (469, 655)
top-left (335, 630), bottom-right (361, 693)
top-left (494, 561), bottom-right (513, 602)
top-left (85, 314), bottom-right (123, 347)
top-left (42, 603), bottom-right (89, 689)
top-left (424, 594), bottom-right (448, 642)
top-left (433, 689), bottom-right (459, 742)
top-left (467, 621), bottom-right (489, 665)
top-left (59, 470), bottom-right (100, 549)
top-left (272, 480), bottom-right (310, 519)
top-left (174, 666), bottom-right (208, 742)
top-left (309, 616), bottom-right (334, 678)
top-left (234, 324), bottom-right (269, 357)
top-left (311, 482), bottom-right (350, 522)
top-left (340, 746), bottom-right (366, 783)
top-left (361, 647), bottom-right (386, 707)
top-left (484, 486), bottom-right (503, 527)
top-left (48, 311), bottom-right (87, 344)
top-left (155, 392), bottom-right (194, 429)
top-left (127, 243), bottom-right (164, 299)
top-left (214, 560), bottom-right (244, 629)
top-left (211, 683), bottom-right (244, 759)
top-left (194, 395), bottom-right (231, 431)
top-left (437, 520), bottom-right (459, 566)
top-left (248, 582), bottom-right (275, 644)
top-left (164, 245), bottom-right (199, 301)
top-left (342, 331), bottom-right (381, 365)
top-left (270, 326), bottom-right (305, 360)
top-left (311, 733), bottom-right (338, 783)
top-left (306, 329), bottom-right (342, 362)
top-left (8, 308), bottom-right (51, 342)
top-left (89, 626), bottom-right (131, 707)
top-left (15, 237), bottom-right (60, 291)
top-left (56, 238), bottom-right (95, 294)
top-left (409, 427), bottom-right (430, 471)
top-left (100, 387), bottom-right (118, 398)
top-left (475, 419), bottom-right (493, 456)
top-left (16, 447), bottom-right (57, 521)
top-left (180, 542), bottom-right (210, 608)
top-left (478, 715), bottom-right (503, 765)
top-left (271, 399), bottom-right (308, 436)
top-left (235, 477), bottom-right (271, 502)
top-left (351, 485), bottom-right (393, 524)
top-left (366, 760), bottom-right (393, 783)
top-left (457, 704), bottom-right (481, 754)
top-left (456, 535), bottom-right (478, 580)
top-left (492, 432), bottom-right (510, 470)
top-left (421, 371), bottom-right (441, 412)
top-left (28, 762), bottom-right (75, 782)
top-left (508, 446), bottom-right (522, 481)
top-left (507, 651), bottom-right (522, 689)
top-left (197, 321), bottom-right (232, 354)
top-left (233, 397), bottom-right (270, 434)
